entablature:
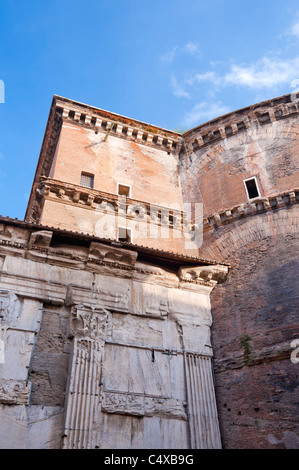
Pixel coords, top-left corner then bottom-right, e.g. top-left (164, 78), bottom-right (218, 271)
top-left (55, 95), bottom-right (182, 154)
top-left (183, 93), bottom-right (299, 154)
top-left (31, 177), bottom-right (189, 232)
top-left (203, 188), bottom-right (299, 231)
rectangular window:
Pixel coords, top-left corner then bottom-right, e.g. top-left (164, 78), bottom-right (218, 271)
top-left (81, 172), bottom-right (94, 189)
top-left (117, 183), bottom-right (131, 197)
top-left (118, 227), bottom-right (132, 243)
top-left (244, 177), bottom-right (260, 200)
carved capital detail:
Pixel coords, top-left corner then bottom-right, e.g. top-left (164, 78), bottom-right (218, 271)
top-left (178, 264), bottom-right (229, 286)
top-left (70, 305), bottom-right (112, 341)
top-left (29, 230), bottom-right (53, 249)
top-left (64, 306), bottom-right (112, 449)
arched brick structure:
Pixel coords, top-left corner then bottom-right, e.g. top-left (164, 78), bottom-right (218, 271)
top-left (201, 204), bottom-right (299, 448)
top-left (180, 93), bottom-right (299, 448)
top-left (180, 94), bottom-right (299, 217)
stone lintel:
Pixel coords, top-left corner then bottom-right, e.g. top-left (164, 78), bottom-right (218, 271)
top-left (88, 241), bottom-right (138, 267)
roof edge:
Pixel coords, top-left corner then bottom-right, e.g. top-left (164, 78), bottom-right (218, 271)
top-left (0, 215), bottom-right (230, 267)
top-left (53, 95), bottom-right (181, 138)
top-left (182, 92), bottom-right (296, 137)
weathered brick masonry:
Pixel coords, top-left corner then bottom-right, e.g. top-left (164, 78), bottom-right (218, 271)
top-left (181, 93), bottom-right (299, 448)
top-left (26, 96), bottom-right (189, 254)
top-left (201, 206), bottom-right (299, 448)
top-left (0, 92), bottom-right (298, 449)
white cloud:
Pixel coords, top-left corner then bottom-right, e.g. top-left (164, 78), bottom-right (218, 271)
top-left (183, 42), bottom-right (201, 55)
top-left (183, 55), bottom-right (299, 91)
top-left (291, 19), bottom-right (299, 38)
top-left (224, 56), bottom-right (299, 88)
top-left (161, 42), bottom-right (201, 63)
top-left (183, 101), bottom-right (231, 127)
top-left (161, 46), bottom-right (178, 63)
top-left (171, 74), bottom-right (189, 98)
top-left (185, 71), bottom-right (221, 86)
top-left (288, 12), bottom-right (299, 39)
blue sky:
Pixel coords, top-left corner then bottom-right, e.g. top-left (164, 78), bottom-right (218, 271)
top-left (0, 0), bottom-right (299, 219)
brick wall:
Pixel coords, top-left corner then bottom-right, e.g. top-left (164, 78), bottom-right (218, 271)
top-left (180, 115), bottom-right (299, 217)
top-left (50, 123), bottom-right (183, 207)
top-left (200, 206), bottom-right (299, 448)
top-left (180, 100), bottom-right (299, 447)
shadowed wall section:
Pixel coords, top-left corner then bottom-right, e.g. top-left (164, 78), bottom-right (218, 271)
top-left (180, 93), bottom-right (299, 450)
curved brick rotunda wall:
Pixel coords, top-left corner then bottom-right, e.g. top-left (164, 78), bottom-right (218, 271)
top-left (179, 94), bottom-right (299, 449)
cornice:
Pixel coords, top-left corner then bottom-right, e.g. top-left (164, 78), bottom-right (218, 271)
top-left (0, 222), bottom-right (229, 289)
top-left (54, 95), bottom-right (182, 154)
top-left (203, 188), bottom-right (299, 231)
top-left (0, 215), bottom-right (226, 268)
top-left (183, 93), bottom-right (299, 153)
top-left (31, 176), bottom-right (187, 230)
